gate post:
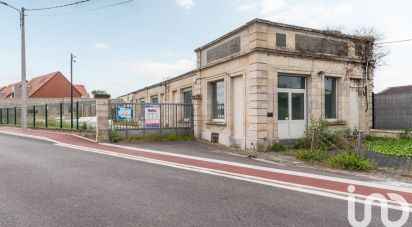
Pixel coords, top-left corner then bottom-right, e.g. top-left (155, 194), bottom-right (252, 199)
top-left (192, 94), bottom-right (202, 140)
top-left (95, 93), bottom-right (111, 143)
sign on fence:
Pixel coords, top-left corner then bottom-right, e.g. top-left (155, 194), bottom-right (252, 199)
top-left (116, 106), bottom-right (133, 121)
top-left (144, 104), bottom-right (160, 128)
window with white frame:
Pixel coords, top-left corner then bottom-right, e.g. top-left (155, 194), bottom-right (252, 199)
top-left (324, 77), bottom-right (337, 119)
top-left (211, 81), bottom-right (224, 120)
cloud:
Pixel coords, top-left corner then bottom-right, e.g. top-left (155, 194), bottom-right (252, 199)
top-left (265, 3), bottom-right (354, 28)
top-left (120, 58), bottom-right (195, 80)
top-left (176, 0), bottom-right (194, 9)
top-left (238, 4), bottom-right (257, 12)
top-left (260, 0), bottom-right (285, 14)
top-left (91, 42), bottom-right (110, 49)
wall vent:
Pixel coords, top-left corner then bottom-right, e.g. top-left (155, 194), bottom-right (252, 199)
top-left (211, 133), bottom-right (219, 143)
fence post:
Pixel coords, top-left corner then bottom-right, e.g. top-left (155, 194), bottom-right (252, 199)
top-left (33, 106), bottom-right (36, 127)
top-left (160, 104), bottom-right (162, 136)
top-left (356, 131), bottom-right (363, 153)
top-left (14, 107), bottom-right (17, 125)
top-left (76, 101), bottom-right (79, 130)
top-left (6, 108), bottom-right (9, 125)
top-left (60, 103), bottom-right (63, 129)
top-left (0, 108), bottom-right (2, 124)
top-left (95, 93), bottom-right (111, 143)
top-left (45, 105), bottom-right (48, 128)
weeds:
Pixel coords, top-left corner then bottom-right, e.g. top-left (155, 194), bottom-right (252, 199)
top-left (297, 150), bottom-right (330, 163)
top-left (266, 142), bottom-right (287, 152)
top-left (329, 151), bottom-right (375, 171)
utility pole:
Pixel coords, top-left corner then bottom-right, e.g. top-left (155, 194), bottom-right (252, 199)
top-left (0, 2), bottom-right (27, 129)
top-left (70, 53), bottom-right (76, 129)
top-left (20, 7), bottom-right (27, 130)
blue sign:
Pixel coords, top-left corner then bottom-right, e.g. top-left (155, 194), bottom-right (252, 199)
top-left (116, 106), bottom-right (133, 120)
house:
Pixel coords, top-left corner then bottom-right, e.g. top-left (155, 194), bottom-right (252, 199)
top-left (0, 71), bottom-right (89, 99)
top-left (373, 85), bottom-right (412, 130)
top-left (120, 19), bottom-right (373, 149)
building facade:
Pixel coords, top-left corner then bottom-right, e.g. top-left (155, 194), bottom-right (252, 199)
top-left (121, 19), bottom-right (373, 149)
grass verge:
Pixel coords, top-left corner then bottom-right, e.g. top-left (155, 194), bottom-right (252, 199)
top-left (364, 136), bottom-right (412, 157)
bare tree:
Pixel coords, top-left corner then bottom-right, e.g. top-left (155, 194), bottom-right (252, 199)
top-left (352, 27), bottom-right (389, 70)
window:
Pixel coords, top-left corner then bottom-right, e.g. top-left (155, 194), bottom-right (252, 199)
top-left (183, 90), bottom-right (192, 104)
top-left (278, 75), bottom-right (305, 89)
top-left (276, 33), bottom-right (286, 47)
top-left (183, 90), bottom-right (192, 119)
top-left (325, 78), bottom-right (337, 119)
top-left (151, 95), bottom-right (158, 104)
top-left (278, 92), bottom-right (288, 120)
top-left (211, 81), bottom-right (224, 120)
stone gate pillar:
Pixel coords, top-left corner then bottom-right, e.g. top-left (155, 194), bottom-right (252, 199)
top-left (95, 93), bottom-right (111, 143)
top-left (192, 94), bottom-right (202, 140)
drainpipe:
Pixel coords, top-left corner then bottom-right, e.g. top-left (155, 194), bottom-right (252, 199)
top-left (364, 61), bottom-right (369, 112)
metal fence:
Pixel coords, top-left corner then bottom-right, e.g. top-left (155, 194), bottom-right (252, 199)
top-left (373, 92), bottom-right (412, 130)
top-left (0, 101), bottom-right (96, 130)
top-left (110, 103), bottom-right (193, 130)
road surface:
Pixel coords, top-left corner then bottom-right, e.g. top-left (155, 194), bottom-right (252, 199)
top-left (0, 133), bottom-right (409, 226)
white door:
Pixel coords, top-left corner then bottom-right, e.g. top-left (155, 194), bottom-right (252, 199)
top-left (278, 90), bottom-right (306, 139)
top-left (349, 81), bottom-right (360, 129)
top-left (232, 76), bottom-right (244, 145)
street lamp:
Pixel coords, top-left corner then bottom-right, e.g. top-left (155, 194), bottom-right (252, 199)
top-left (0, 1), bottom-right (27, 129)
top-left (70, 53), bottom-right (76, 129)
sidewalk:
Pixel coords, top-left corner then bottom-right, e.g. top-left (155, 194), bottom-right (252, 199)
top-left (1, 126), bottom-right (411, 206)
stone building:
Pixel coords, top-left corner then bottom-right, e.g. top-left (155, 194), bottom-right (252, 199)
top-left (120, 19), bottom-right (373, 149)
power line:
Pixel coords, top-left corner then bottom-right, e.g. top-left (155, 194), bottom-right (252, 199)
top-left (377, 38), bottom-right (412, 44)
top-left (28, 0), bottom-right (135, 16)
top-left (26, 0), bottom-right (92, 11)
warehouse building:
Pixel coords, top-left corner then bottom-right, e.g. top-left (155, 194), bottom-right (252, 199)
top-left (120, 19), bottom-right (373, 149)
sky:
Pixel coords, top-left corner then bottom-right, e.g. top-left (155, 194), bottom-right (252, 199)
top-left (0, 0), bottom-right (411, 98)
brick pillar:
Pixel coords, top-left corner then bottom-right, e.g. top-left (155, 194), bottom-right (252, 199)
top-left (95, 93), bottom-right (111, 143)
top-left (192, 94), bottom-right (202, 140)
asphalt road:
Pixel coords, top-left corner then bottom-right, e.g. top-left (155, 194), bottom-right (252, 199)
top-left (0, 133), bottom-right (408, 227)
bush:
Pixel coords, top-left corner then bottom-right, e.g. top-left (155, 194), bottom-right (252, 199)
top-left (297, 150), bottom-right (330, 163)
top-left (293, 138), bottom-right (310, 149)
top-left (399, 129), bottom-right (411, 140)
top-left (329, 152), bottom-right (374, 171)
top-left (110, 131), bottom-right (121, 143)
top-left (305, 118), bottom-right (341, 151)
top-left (266, 142), bottom-right (287, 152)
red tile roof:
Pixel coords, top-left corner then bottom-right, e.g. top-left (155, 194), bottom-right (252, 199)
top-left (0, 82), bottom-right (22, 98)
top-left (0, 71), bottom-right (89, 99)
top-left (74, 84), bottom-right (90, 98)
top-left (26, 72), bottom-right (59, 97)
